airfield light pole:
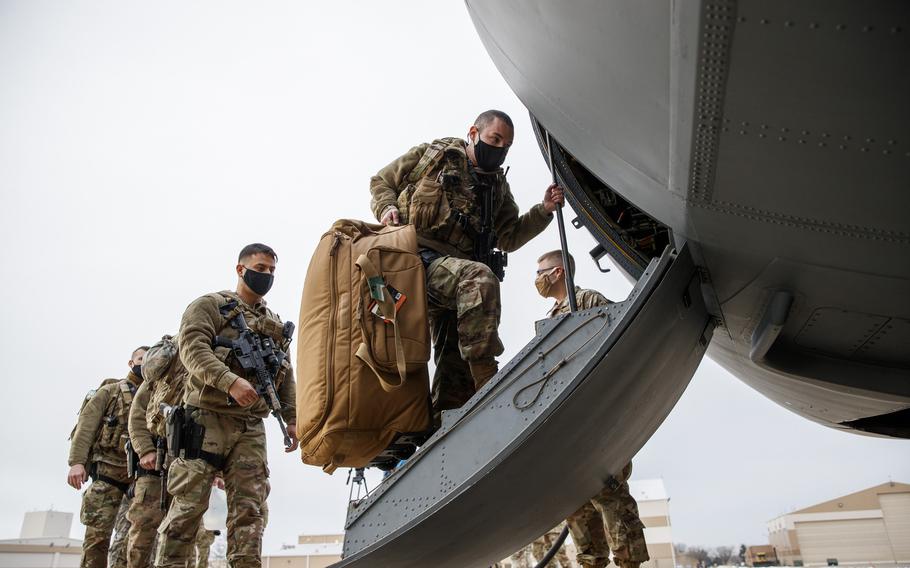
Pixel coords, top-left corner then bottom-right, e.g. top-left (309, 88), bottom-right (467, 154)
top-left (546, 130), bottom-right (578, 313)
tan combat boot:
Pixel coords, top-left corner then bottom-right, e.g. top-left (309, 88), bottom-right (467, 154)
top-left (469, 359), bottom-right (499, 390)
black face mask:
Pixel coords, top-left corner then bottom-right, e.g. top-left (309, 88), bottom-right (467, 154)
top-left (243, 268), bottom-right (274, 296)
top-left (131, 365), bottom-right (143, 379)
top-left (473, 134), bottom-right (508, 171)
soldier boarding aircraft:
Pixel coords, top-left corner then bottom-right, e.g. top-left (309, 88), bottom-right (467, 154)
top-left (332, 1), bottom-right (910, 566)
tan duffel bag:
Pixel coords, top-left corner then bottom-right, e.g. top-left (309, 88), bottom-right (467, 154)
top-left (296, 219), bottom-right (432, 473)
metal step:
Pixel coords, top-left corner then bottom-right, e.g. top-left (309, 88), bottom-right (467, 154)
top-left (333, 244), bottom-right (712, 567)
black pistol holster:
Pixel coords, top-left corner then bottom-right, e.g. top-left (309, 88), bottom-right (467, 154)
top-left (164, 404), bottom-right (186, 461)
top-left (125, 439), bottom-right (139, 480)
top-left (172, 406), bottom-right (226, 471)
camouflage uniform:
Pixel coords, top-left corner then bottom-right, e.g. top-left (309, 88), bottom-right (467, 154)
top-left (69, 372), bottom-right (142, 568)
top-left (371, 138), bottom-right (552, 411)
top-left (509, 547), bottom-right (531, 568)
top-left (127, 381), bottom-right (165, 568)
top-left (193, 526), bottom-right (218, 568)
top-left (510, 522), bottom-right (571, 568)
top-left (551, 289), bottom-right (649, 568)
top-left (547, 286), bottom-right (612, 318)
top-left (155, 291), bottom-right (295, 568)
top-left (127, 378), bottom-right (222, 568)
top-left (108, 495), bottom-right (131, 568)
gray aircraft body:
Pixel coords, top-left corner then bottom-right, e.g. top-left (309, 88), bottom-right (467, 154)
top-left (467, 0), bottom-right (910, 437)
top-left (331, 1), bottom-right (909, 566)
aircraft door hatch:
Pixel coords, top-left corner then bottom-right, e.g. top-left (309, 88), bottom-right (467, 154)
top-left (333, 244), bottom-right (713, 568)
top-left (530, 116), bottom-right (674, 281)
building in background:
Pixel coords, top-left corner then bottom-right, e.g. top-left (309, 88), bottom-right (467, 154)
top-left (633, 479), bottom-right (676, 568)
top-left (0, 511), bottom-right (82, 568)
top-left (745, 545), bottom-right (779, 567)
top-left (262, 534), bottom-right (342, 568)
top-left (767, 481), bottom-right (909, 568)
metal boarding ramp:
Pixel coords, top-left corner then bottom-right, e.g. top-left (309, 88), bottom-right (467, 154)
top-left (333, 243), bottom-right (713, 567)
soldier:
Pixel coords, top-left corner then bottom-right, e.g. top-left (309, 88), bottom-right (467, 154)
top-left (535, 250), bottom-right (650, 568)
top-left (108, 496), bottom-right (131, 568)
top-left (67, 346), bottom-right (148, 568)
top-left (371, 109), bottom-right (564, 415)
top-left (510, 523), bottom-right (572, 567)
top-left (530, 523), bottom-right (572, 567)
top-left (128, 337), bottom-right (225, 568)
top-left (155, 243), bottom-right (297, 568)
top-left (126, 378), bottom-right (164, 568)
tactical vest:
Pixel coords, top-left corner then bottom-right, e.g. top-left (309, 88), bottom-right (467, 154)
top-left (209, 291), bottom-right (292, 390)
top-left (89, 379), bottom-right (137, 461)
top-left (69, 378), bottom-right (119, 440)
top-left (395, 138), bottom-right (507, 259)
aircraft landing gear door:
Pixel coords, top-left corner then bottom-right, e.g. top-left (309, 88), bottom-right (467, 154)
top-left (334, 244), bottom-right (713, 568)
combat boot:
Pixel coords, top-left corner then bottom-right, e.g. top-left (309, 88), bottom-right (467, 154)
top-left (469, 359), bottom-right (499, 390)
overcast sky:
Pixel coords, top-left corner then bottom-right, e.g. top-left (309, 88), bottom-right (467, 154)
top-left (1, 0), bottom-right (907, 556)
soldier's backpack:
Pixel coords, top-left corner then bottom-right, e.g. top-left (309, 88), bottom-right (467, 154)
top-left (143, 335), bottom-right (190, 438)
top-left (296, 219), bottom-right (432, 473)
top-left (69, 378), bottom-right (119, 439)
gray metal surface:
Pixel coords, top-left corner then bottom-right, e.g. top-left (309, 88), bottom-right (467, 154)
top-left (335, 245), bottom-right (711, 567)
top-left (465, 0), bottom-right (910, 434)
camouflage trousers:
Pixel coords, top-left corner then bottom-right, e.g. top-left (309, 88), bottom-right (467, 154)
top-left (127, 475), bottom-right (166, 568)
top-left (510, 522), bottom-right (571, 568)
top-left (567, 462), bottom-right (649, 568)
top-left (194, 527), bottom-right (217, 568)
top-left (80, 462), bottom-right (130, 568)
top-left (108, 494), bottom-right (131, 568)
top-left (155, 408), bottom-right (269, 568)
top-left (426, 255), bottom-right (503, 414)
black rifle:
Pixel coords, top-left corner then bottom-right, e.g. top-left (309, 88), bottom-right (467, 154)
top-left (472, 173), bottom-right (507, 281)
top-left (214, 308), bottom-right (295, 449)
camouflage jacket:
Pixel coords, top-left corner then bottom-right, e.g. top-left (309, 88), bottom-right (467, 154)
top-left (548, 286), bottom-right (612, 318)
top-left (128, 381), bottom-right (156, 458)
top-left (178, 290), bottom-right (296, 423)
top-left (68, 372), bottom-right (142, 468)
top-left (370, 137), bottom-right (553, 259)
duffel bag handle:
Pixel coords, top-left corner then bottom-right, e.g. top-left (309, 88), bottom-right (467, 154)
top-left (354, 254), bottom-right (407, 392)
top-left (331, 219), bottom-right (384, 240)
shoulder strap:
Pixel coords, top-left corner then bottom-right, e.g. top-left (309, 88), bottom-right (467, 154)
top-left (353, 254), bottom-right (407, 392)
top-left (406, 138), bottom-right (459, 184)
top-left (118, 380), bottom-right (135, 406)
top-left (211, 291), bottom-right (244, 323)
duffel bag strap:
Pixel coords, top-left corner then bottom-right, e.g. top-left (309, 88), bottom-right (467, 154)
top-left (354, 254), bottom-right (407, 392)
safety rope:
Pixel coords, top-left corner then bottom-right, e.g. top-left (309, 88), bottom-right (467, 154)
top-left (511, 312), bottom-right (610, 409)
top-left (348, 310), bottom-right (612, 512)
